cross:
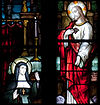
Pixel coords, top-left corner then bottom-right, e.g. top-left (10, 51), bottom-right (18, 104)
top-left (22, 88), bottom-right (25, 95)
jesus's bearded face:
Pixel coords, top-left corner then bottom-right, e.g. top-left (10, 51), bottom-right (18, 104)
top-left (71, 7), bottom-right (81, 21)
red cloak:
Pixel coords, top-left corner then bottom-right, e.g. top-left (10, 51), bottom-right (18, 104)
top-left (57, 22), bottom-right (95, 104)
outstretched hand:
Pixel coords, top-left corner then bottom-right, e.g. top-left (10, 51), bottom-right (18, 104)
top-left (75, 56), bottom-right (81, 66)
top-left (35, 72), bottom-right (40, 81)
top-left (13, 89), bottom-right (19, 100)
top-left (75, 56), bottom-right (84, 68)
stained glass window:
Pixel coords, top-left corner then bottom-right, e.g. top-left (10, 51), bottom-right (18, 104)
top-left (1, 0), bottom-right (42, 104)
top-left (0, 0), bottom-right (99, 104)
top-left (56, 1), bottom-right (98, 104)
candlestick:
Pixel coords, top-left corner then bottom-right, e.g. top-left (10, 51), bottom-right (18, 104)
top-left (30, 17), bottom-right (40, 61)
top-left (21, 20), bottom-right (28, 56)
top-left (31, 37), bottom-right (40, 61)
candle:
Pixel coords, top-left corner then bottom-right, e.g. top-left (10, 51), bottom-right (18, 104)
top-left (34, 17), bottom-right (38, 37)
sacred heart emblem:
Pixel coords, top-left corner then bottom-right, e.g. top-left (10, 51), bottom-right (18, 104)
top-left (73, 28), bottom-right (79, 34)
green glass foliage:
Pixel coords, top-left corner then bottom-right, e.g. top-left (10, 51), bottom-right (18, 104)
top-left (92, 1), bottom-right (97, 12)
top-left (57, 1), bottom-right (63, 12)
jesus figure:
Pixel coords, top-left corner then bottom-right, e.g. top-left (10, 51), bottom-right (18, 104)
top-left (57, 1), bottom-right (95, 104)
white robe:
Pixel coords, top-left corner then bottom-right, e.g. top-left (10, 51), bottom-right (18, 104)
top-left (73, 22), bottom-right (93, 63)
top-left (64, 22), bottom-right (93, 65)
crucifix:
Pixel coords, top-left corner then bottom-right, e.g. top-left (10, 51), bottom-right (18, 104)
top-left (21, 0), bottom-right (28, 56)
top-left (22, 88), bottom-right (25, 95)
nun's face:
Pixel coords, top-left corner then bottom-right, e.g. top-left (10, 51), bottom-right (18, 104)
top-left (19, 65), bottom-right (26, 75)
